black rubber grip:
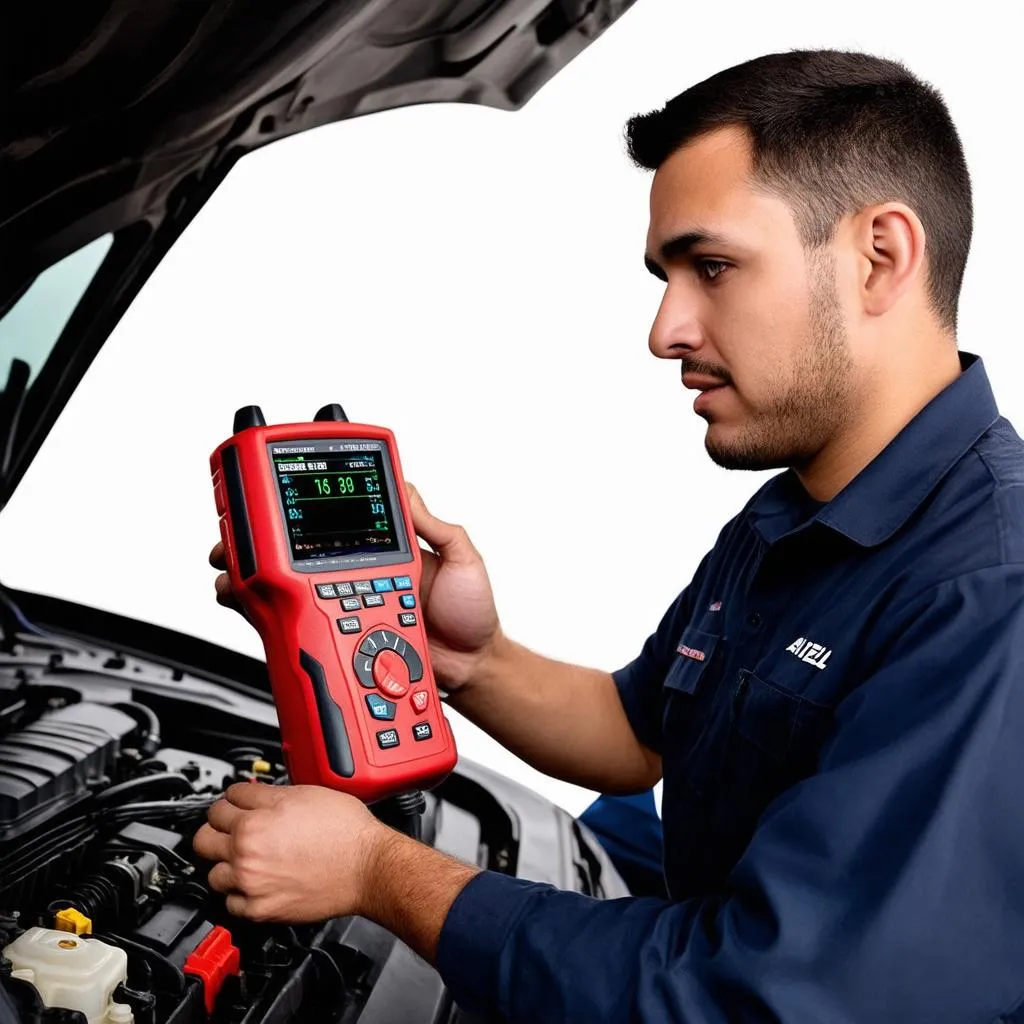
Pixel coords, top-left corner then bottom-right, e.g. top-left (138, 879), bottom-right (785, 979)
top-left (220, 445), bottom-right (256, 580)
top-left (299, 649), bottom-right (355, 779)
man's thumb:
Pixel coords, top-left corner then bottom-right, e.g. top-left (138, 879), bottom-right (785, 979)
top-left (405, 483), bottom-right (471, 562)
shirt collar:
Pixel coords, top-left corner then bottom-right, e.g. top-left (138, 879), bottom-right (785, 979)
top-left (747, 352), bottom-right (1000, 548)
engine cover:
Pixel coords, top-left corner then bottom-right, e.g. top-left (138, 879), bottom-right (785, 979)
top-left (0, 702), bottom-right (135, 842)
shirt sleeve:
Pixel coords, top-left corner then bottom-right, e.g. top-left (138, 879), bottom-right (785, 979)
top-left (611, 548), bottom-right (714, 754)
top-left (436, 565), bottom-right (1024, 1023)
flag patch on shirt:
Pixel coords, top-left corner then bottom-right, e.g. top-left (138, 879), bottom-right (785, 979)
top-left (708, 600), bottom-right (722, 611)
top-left (677, 644), bottom-right (706, 662)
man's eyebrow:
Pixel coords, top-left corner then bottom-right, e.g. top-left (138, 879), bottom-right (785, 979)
top-left (644, 230), bottom-right (732, 277)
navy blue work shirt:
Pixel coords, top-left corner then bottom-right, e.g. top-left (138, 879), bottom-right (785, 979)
top-left (437, 351), bottom-right (1024, 1023)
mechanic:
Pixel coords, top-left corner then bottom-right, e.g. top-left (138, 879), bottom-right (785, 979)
top-left (194, 49), bottom-right (1024, 1022)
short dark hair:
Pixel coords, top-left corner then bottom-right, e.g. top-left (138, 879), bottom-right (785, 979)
top-left (626, 50), bottom-right (972, 331)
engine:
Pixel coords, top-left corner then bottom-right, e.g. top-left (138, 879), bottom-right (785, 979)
top-left (0, 690), bottom-right (369, 1024)
top-left (0, 614), bottom-right (627, 1024)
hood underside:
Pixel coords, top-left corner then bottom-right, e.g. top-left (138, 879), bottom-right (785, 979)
top-left (0, 0), bottom-right (636, 508)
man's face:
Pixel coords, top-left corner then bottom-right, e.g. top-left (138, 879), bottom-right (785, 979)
top-left (645, 126), bottom-right (857, 471)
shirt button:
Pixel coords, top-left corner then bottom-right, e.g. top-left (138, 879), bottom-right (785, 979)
top-left (747, 611), bottom-right (763, 628)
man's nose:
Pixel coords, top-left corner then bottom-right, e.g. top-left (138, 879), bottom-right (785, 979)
top-left (648, 285), bottom-right (703, 359)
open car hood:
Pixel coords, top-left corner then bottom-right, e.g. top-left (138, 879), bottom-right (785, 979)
top-left (0, 0), bottom-right (635, 509)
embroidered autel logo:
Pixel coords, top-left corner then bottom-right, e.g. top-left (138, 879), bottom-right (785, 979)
top-left (785, 637), bottom-right (831, 670)
top-left (677, 645), bottom-right (706, 662)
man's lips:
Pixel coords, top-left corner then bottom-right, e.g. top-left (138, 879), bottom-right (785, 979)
top-left (682, 372), bottom-right (729, 392)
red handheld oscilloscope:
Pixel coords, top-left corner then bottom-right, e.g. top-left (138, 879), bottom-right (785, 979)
top-left (210, 404), bottom-right (457, 802)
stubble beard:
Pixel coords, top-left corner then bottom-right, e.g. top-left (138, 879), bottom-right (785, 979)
top-left (704, 252), bottom-right (856, 472)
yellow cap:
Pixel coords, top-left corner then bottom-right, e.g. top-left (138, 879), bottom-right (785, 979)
top-left (55, 908), bottom-right (92, 935)
top-left (252, 759), bottom-right (272, 774)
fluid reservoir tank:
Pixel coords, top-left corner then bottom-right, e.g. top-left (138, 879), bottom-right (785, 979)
top-left (2, 927), bottom-right (134, 1023)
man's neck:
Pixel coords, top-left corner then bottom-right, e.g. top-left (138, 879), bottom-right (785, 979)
top-left (796, 342), bottom-right (963, 502)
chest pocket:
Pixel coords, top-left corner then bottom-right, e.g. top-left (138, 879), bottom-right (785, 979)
top-left (733, 670), bottom-right (831, 761)
top-left (658, 629), bottom-right (837, 895)
top-left (706, 668), bottom-right (835, 869)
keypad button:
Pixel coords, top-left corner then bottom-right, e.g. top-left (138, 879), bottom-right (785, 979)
top-left (353, 653), bottom-right (375, 688)
top-left (362, 593), bottom-right (385, 608)
top-left (353, 581), bottom-right (373, 595)
top-left (340, 598), bottom-right (361, 612)
top-left (379, 677), bottom-right (408, 699)
top-left (373, 649), bottom-right (410, 699)
top-left (376, 728), bottom-right (400, 749)
top-left (337, 617), bottom-right (361, 634)
top-left (403, 644), bottom-right (424, 683)
top-left (316, 584), bottom-right (338, 599)
top-left (411, 690), bottom-right (429, 714)
top-left (365, 694), bottom-right (396, 720)
top-left (355, 630), bottom-right (424, 688)
top-left (373, 578), bottom-right (394, 593)
top-left (398, 612), bottom-right (417, 628)
top-left (335, 582), bottom-right (355, 597)
top-left (412, 722), bottom-right (432, 742)
top-left (359, 629), bottom-right (403, 657)
top-left (399, 594), bottom-right (416, 609)
top-left (392, 576), bottom-right (413, 591)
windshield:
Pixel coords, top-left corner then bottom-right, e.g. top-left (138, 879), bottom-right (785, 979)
top-left (0, 234), bottom-right (114, 390)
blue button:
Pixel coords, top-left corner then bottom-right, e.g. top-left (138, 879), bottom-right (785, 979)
top-left (393, 576), bottom-right (413, 591)
top-left (365, 694), bottom-right (396, 721)
top-left (400, 594), bottom-right (416, 609)
top-left (373, 578), bottom-right (394, 593)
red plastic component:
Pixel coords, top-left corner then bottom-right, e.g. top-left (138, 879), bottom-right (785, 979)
top-left (411, 689), bottom-right (429, 714)
top-left (209, 420), bottom-right (457, 803)
top-left (184, 926), bottom-right (241, 1014)
top-left (373, 649), bottom-right (410, 698)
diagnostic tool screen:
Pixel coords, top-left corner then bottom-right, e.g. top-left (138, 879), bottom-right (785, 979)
top-left (270, 440), bottom-right (404, 564)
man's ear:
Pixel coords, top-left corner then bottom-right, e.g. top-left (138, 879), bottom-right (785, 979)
top-left (851, 202), bottom-right (927, 317)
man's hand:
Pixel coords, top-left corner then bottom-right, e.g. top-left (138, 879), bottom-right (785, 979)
top-left (405, 484), bottom-right (502, 693)
top-left (209, 541), bottom-right (243, 616)
top-left (193, 782), bottom-right (383, 922)
top-left (209, 484), bottom-right (500, 694)
top-left (193, 782), bottom-right (482, 963)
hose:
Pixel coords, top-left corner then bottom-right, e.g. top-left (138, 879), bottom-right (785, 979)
top-left (95, 772), bottom-right (193, 807)
top-left (113, 701), bottom-right (161, 756)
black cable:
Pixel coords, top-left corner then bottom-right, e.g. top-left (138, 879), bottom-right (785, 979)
top-left (112, 701), bottom-right (161, 755)
top-left (95, 772), bottom-right (193, 807)
top-left (103, 794), bottom-right (218, 820)
top-left (101, 932), bottom-right (186, 996)
top-left (283, 927), bottom-right (347, 992)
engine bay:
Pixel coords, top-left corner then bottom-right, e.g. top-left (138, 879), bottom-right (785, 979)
top-left (0, 606), bottom-right (629, 1024)
top-left (0, 657), bottom-right (384, 1024)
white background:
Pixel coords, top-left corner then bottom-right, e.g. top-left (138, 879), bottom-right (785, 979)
top-left (1, 1), bottom-right (1020, 817)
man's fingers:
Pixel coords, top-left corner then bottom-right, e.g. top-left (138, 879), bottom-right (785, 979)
top-left (210, 541), bottom-right (226, 570)
top-left (207, 861), bottom-right (238, 894)
top-left (210, 542), bottom-right (247, 617)
top-left (405, 483), bottom-right (474, 563)
top-left (193, 822), bottom-right (232, 863)
top-left (225, 780), bottom-right (282, 810)
top-left (225, 893), bottom-right (250, 918)
top-left (207, 798), bottom-right (245, 835)
top-left (215, 573), bottom-right (239, 608)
